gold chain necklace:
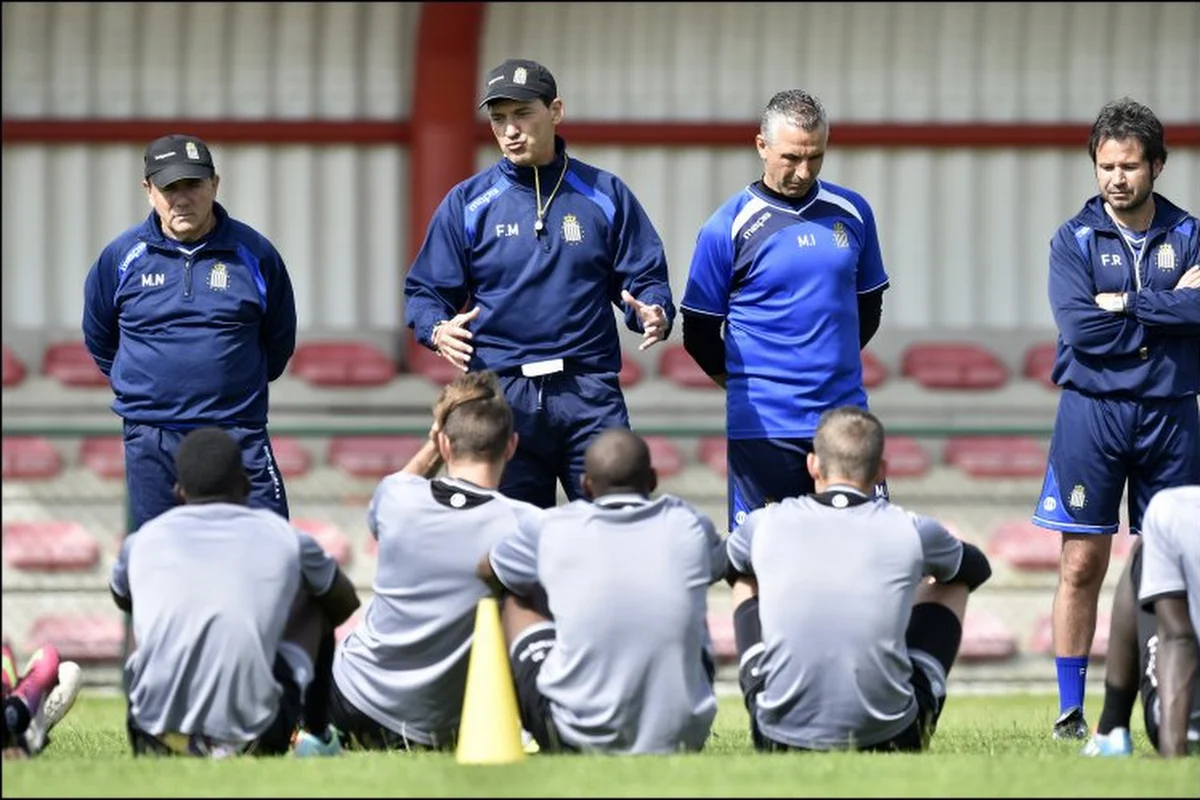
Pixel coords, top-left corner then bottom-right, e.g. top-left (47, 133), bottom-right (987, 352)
top-left (533, 154), bottom-right (570, 236)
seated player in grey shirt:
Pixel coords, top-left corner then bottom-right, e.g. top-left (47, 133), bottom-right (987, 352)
top-left (477, 427), bottom-right (728, 755)
top-left (330, 371), bottom-right (544, 751)
top-left (109, 427), bottom-right (360, 757)
top-left (1081, 485), bottom-right (1200, 758)
top-left (726, 406), bottom-right (993, 752)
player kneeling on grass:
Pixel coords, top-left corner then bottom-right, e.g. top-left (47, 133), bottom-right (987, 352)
top-left (109, 427), bottom-right (360, 758)
top-left (476, 427), bottom-right (728, 755)
top-left (2, 641), bottom-right (82, 759)
top-left (727, 407), bottom-right (993, 752)
top-left (329, 371), bottom-right (543, 751)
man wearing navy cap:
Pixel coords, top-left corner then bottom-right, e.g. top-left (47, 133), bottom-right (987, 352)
top-left (83, 134), bottom-right (298, 533)
top-left (405, 58), bottom-right (677, 509)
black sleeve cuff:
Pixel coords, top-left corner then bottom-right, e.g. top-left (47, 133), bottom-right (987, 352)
top-left (947, 541), bottom-right (992, 592)
top-left (682, 311), bottom-right (726, 376)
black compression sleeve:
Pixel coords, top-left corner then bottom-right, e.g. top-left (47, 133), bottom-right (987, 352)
top-left (948, 541), bottom-right (992, 592)
top-left (858, 288), bottom-right (884, 348)
top-left (682, 311), bottom-right (726, 377)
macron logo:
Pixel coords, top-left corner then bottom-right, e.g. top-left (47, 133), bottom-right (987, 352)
top-left (487, 75), bottom-right (505, 86)
top-left (153, 151), bottom-right (176, 160)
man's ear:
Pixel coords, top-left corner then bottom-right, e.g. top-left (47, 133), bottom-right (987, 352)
top-left (211, 174), bottom-right (221, 196)
top-left (581, 473), bottom-right (594, 500)
top-left (875, 456), bottom-right (889, 487)
top-left (503, 432), bottom-right (519, 463)
top-left (806, 452), bottom-right (821, 482)
top-left (647, 467), bottom-right (658, 496)
top-left (172, 483), bottom-right (187, 504)
top-left (437, 430), bottom-right (453, 463)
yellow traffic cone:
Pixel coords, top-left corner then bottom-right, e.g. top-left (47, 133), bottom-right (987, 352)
top-left (456, 597), bottom-right (527, 765)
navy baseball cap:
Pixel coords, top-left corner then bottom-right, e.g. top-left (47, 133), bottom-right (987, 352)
top-left (144, 134), bottom-right (215, 188)
top-left (479, 59), bottom-right (558, 108)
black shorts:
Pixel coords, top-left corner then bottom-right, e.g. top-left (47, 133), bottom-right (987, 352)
top-left (327, 677), bottom-right (448, 752)
top-left (749, 603), bottom-right (959, 753)
top-left (509, 623), bottom-right (576, 754)
top-left (127, 653), bottom-right (302, 758)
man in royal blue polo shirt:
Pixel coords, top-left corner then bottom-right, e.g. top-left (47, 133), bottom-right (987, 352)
top-left (680, 88), bottom-right (891, 534)
top-left (404, 58), bottom-right (675, 509)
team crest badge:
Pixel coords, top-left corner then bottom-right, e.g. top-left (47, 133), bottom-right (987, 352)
top-left (513, 67), bottom-right (528, 85)
top-left (185, 141), bottom-right (200, 160)
top-left (1068, 484), bottom-right (1087, 510)
top-left (561, 214), bottom-right (584, 244)
top-left (1154, 244), bottom-right (1176, 272)
top-left (208, 262), bottom-right (229, 291)
top-left (832, 221), bottom-right (849, 249)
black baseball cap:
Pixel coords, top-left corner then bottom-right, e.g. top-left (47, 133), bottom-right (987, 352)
top-left (479, 59), bottom-right (558, 108)
top-left (144, 134), bottom-right (215, 188)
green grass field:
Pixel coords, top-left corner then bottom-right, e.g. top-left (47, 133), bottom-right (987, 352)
top-left (3, 692), bottom-right (1196, 797)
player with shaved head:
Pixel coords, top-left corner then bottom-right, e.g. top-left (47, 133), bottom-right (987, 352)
top-left (477, 427), bottom-right (727, 754)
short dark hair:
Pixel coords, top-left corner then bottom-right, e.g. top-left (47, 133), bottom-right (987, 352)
top-left (438, 372), bottom-right (513, 463)
top-left (1088, 97), bottom-right (1168, 167)
top-left (583, 428), bottom-right (654, 496)
top-left (175, 427), bottom-right (246, 500)
top-left (812, 407), bottom-right (885, 484)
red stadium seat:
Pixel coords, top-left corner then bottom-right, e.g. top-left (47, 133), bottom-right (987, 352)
top-left (2, 344), bottom-right (26, 387)
top-left (900, 342), bottom-right (1009, 390)
top-left (79, 436), bottom-right (125, 480)
top-left (41, 341), bottom-right (109, 388)
top-left (861, 349), bottom-right (889, 389)
top-left (944, 436), bottom-right (1046, 478)
top-left (987, 520), bottom-right (1060, 571)
top-left (644, 436), bottom-right (684, 479)
top-left (883, 435), bottom-right (931, 479)
top-left (658, 343), bottom-right (718, 389)
top-left (26, 613), bottom-right (125, 664)
top-left (707, 611), bottom-right (737, 665)
top-left (1031, 612), bottom-right (1109, 659)
top-left (269, 436), bottom-right (311, 478)
top-left (697, 436), bottom-right (727, 478)
top-left (958, 610), bottom-right (1018, 663)
top-left (2, 436), bottom-right (63, 480)
top-left (327, 435), bottom-right (426, 479)
top-left (290, 340), bottom-right (397, 387)
top-left (3, 520), bottom-right (101, 571)
top-left (1022, 342), bottom-right (1058, 391)
top-left (406, 338), bottom-right (462, 387)
top-left (618, 352), bottom-right (643, 388)
top-left (293, 518), bottom-right (352, 566)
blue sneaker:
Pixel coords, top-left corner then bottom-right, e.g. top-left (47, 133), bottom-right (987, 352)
top-left (1080, 727), bottom-right (1132, 757)
top-left (292, 726), bottom-right (342, 757)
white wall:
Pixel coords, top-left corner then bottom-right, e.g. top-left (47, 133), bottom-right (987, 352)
top-left (3, 2), bottom-right (1197, 335)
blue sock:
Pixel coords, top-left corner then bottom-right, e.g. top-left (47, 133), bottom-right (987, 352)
top-left (1056, 656), bottom-right (1088, 713)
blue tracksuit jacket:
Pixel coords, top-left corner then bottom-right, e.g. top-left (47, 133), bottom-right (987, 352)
top-left (1049, 193), bottom-right (1200, 399)
top-left (403, 136), bottom-right (675, 374)
top-left (82, 202), bottom-right (297, 426)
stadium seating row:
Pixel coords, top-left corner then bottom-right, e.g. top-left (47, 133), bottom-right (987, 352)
top-left (2, 432), bottom-right (1051, 482)
top-left (3, 517), bottom-right (1132, 575)
top-left (14, 606), bottom-right (1102, 668)
top-left (4, 338), bottom-right (1061, 392)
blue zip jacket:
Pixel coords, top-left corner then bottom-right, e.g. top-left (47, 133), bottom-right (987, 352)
top-left (404, 136), bottom-right (675, 374)
top-left (1049, 193), bottom-right (1200, 399)
top-left (82, 202), bottom-right (297, 426)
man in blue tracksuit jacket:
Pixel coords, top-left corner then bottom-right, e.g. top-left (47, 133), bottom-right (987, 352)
top-left (404, 59), bottom-right (675, 509)
top-left (82, 134), bottom-right (297, 532)
top-left (1030, 98), bottom-right (1200, 740)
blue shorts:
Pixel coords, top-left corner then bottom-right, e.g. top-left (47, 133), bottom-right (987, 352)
top-left (123, 422), bottom-right (290, 531)
top-left (497, 371), bottom-right (629, 509)
top-left (1032, 389), bottom-right (1200, 534)
top-left (727, 438), bottom-right (889, 533)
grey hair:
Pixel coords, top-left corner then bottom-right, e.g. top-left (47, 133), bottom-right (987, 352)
top-left (760, 89), bottom-right (828, 145)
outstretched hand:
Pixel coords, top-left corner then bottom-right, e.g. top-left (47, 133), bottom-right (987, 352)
top-left (433, 306), bottom-right (481, 372)
top-left (621, 290), bottom-right (668, 352)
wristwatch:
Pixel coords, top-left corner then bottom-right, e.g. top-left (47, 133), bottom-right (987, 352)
top-left (431, 320), bottom-right (448, 352)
